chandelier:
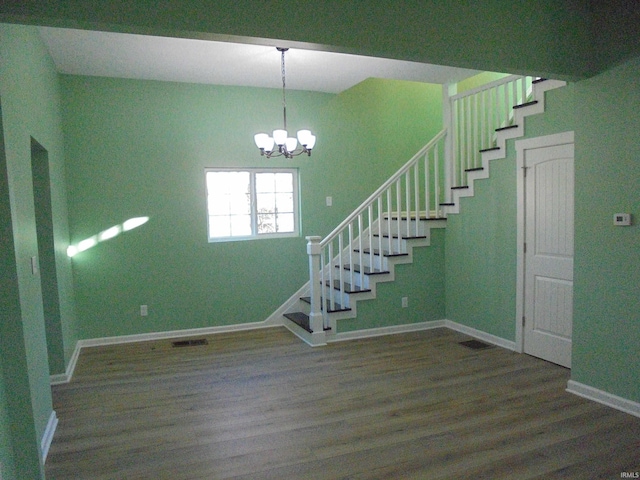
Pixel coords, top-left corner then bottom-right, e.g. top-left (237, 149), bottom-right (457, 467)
top-left (254, 47), bottom-right (316, 158)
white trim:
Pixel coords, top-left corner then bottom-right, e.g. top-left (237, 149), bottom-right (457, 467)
top-left (49, 373), bottom-right (69, 385)
top-left (515, 131), bottom-right (575, 355)
top-left (444, 320), bottom-right (516, 351)
top-left (41, 410), bottom-right (58, 464)
top-left (282, 320), bottom-right (327, 347)
top-left (78, 321), bottom-right (279, 348)
top-left (567, 380), bottom-right (640, 419)
top-left (50, 342), bottom-right (82, 385)
top-left (329, 320), bottom-right (446, 343)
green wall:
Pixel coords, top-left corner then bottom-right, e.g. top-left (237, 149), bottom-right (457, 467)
top-left (570, 57), bottom-right (640, 403)
top-left (0, 0), bottom-right (623, 80)
top-left (445, 56), bottom-right (640, 404)
top-left (62, 75), bottom-right (443, 340)
top-left (0, 23), bottom-right (76, 479)
top-left (444, 154), bottom-right (519, 340)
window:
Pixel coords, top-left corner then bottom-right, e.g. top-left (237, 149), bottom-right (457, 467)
top-left (205, 168), bottom-right (299, 242)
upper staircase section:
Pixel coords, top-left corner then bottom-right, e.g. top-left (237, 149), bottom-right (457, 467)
top-left (443, 77), bottom-right (566, 215)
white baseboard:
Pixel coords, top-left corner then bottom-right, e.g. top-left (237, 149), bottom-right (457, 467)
top-left (330, 320), bottom-right (446, 343)
top-left (49, 373), bottom-right (68, 385)
top-left (50, 342), bottom-right (82, 385)
top-left (78, 320), bottom-right (278, 349)
top-left (41, 410), bottom-right (58, 464)
top-left (566, 380), bottom-right (640, 419)
top-left (444, 319), bottom-right (517, 351)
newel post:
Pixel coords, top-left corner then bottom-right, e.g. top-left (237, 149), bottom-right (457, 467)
top-left (306, 236), bottom-right (324, 334)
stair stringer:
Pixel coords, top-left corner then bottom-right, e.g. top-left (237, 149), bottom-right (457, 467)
top-left (443, 79), bottom-right (566, 215)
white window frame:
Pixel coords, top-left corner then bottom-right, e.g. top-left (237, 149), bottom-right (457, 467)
top-left (205, 167), bottom-right (300, 242)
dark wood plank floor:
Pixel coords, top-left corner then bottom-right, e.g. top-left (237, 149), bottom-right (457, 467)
top-left (46, 327), bottom-right (640, 479)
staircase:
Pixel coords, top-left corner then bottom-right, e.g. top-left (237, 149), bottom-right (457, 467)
top-left (278, 76), bottom-right (566, 346)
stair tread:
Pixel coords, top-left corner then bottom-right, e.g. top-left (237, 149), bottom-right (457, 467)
top-left (451, 185), bottom-right (469, 190)
top-left (465, 167), bottom-right (484, 172)
top-left (355, 248), bottom-right (409, 258)
top-left (283, 312), bottom-right (312, 333)
top-left (383, 214), bottom-right (437, 220)
top-left (532, 77), bottom-right (547, 84)
top-left (339, 264), bottom-right (391, 275)
top-left (480, 146), bottom-right (500, 153)
top-left (439, 202), bottom-right (455, 206)
top-left (513, 100), bottom-right (538, 109)
top-left (495, 124), bottom-right (518, 132)
top-left (372, 233), bottom-right (428, 240)
top-left (301, 296), bottom-right (351, 313)
top-left (284, 311), bottom-right (332, 332)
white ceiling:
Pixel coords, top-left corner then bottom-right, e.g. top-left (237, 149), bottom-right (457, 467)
top-left (38, 27), bottom-right (480, 94)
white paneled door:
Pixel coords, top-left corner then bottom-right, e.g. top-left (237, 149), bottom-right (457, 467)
top-left (523, 142), bottom-right (574, 368)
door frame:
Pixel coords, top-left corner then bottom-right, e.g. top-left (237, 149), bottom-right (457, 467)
top-left (515, 131), bottom-right (575, 354)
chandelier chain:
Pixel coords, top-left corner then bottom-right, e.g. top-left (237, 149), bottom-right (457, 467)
top-left (281, 48), bottom-right (287, 130)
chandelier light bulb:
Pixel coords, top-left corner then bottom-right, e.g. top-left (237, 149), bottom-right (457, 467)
top-left (297, 130), bottom-right (316, 150)
top-left (273, 129), bottom-right (288, 146)
top-left (285, 137), bottom-right (298, 153)
top-left (254, 133), bottom-right (275, 153)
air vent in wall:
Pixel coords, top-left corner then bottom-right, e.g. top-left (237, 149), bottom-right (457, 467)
top-left (172, 338), bottom-right (208, 348)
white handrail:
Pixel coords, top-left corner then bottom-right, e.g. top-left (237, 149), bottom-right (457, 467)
top-left (320, 129), bottom-right (447, 248)
top-left (449, 74), bottom-right (522, 102)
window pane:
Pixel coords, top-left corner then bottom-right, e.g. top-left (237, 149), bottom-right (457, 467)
top-left (209, 216), bottom-right (231, 237)
top-left (208, 195), bottom-right (230, 215)
top-left (229, 193), bottom-right (251, 215)
top-left (274, 173), bottom-right (293, 192)
top-left (257, 192), bottom-right (276, 213)
top-left (257, 213), bottom-right (275, 234)
top-left (276, 213), bottom-right (294, 232)
top-left (255, 173), bottom-right (275, 193)
top-left (275, 193), bottom-right (293, 213)
top-left (207, 171), bottom-right (249, 195)
top-left (230, 215), bottom-right (251, 236)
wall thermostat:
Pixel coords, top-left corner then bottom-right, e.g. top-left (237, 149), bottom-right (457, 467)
top-left (613, 213), bottom-right (632, 226)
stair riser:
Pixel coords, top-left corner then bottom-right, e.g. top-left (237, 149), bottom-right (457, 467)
top-left (332, 270), bottom-right (371, 289)
top-left (369, 237), bottom-right (409, 253)
top-left (377, 219), bottom-right (428, 237)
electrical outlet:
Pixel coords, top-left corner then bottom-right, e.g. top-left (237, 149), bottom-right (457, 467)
top-left (402, 297), bottom-right (409, 308)
top-left (326, 196), bottom-right (333, 207)
top-left (140, 305), bottom-right (148, 317)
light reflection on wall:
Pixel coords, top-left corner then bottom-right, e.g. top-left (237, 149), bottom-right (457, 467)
top-left (67, 216), bottom-right (149, 257)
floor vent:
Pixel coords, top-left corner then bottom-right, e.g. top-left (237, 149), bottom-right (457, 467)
top-left (459, 339), bottom-right (492, 350)
top-left (172, 338), bottom-right (208, 348)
